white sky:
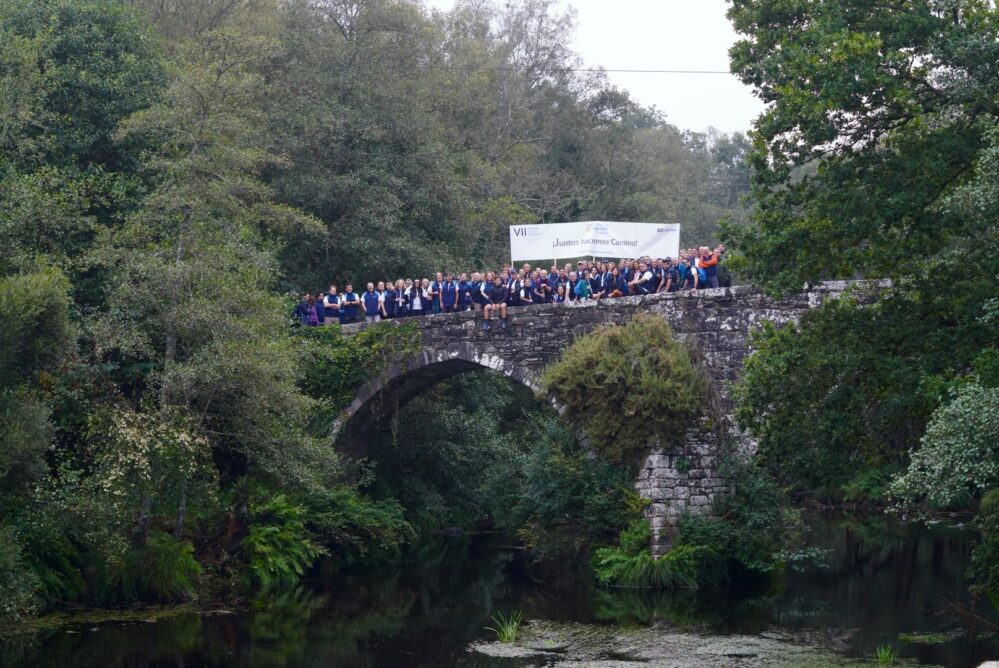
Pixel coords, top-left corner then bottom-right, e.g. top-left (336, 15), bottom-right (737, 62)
top-left (424, 0), bottom-right (765, 134)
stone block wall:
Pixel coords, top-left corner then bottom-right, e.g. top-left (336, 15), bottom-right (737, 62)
top-left (633, 423), bottom-right (729, 556)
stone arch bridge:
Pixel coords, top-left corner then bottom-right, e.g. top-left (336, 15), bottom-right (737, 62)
top-left (335, 281), bottom-right (870, 552)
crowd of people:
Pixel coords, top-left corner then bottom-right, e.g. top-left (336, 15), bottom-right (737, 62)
top-left (295, 245), bottom-right (726, 330)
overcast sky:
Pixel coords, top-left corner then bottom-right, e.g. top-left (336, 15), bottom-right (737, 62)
top-left (424, 0), bottom-right (765, 134)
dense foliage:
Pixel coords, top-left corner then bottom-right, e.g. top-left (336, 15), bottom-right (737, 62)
top-left (541, 314), bottom-right (709, 463)
top-left (724, 0), bottom-right (999, 600)
top-left (1, 0), bottom-right (751, 620)
top-left (365, 372), bottom-right (636, 559)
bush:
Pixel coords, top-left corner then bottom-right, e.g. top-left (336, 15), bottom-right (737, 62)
top-left (130, 532), bottom-right (202, 602)
top-left (890, 382), bottom-right (999, 512)
top-left (675, 455), bottom-right (796, 577)
top-left (94, 531), bottom-right (201, 604)
top-left (490, 413), bottom-right (635, 559)
top-left (541, 314), bottom-right (708, 463)
top-left (305, 487), bottom-right (415, 568)
top-left (591, 518), bottom-right (722, 589)
top-left (296, 322), bottom-right (422, 421)
top-left (970, 489), bottom-right (999, 609)
top-left (243, 494), bottom-right (325, 588)
top-left (0, 526), bottom-right (40, 621)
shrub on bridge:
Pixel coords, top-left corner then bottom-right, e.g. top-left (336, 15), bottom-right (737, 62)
top-left (541, 314), bottom-right (708, 464)
top-left (295, 322), bottom-right (422, 429)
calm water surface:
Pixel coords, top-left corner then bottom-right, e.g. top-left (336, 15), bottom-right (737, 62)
top-left (3, 514), bottom-right (997, 667)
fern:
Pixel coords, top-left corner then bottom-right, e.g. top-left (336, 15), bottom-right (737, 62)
top-left (243, 494), bottom-right (325, 588)
top-left (591, 519), bottom-right (720, 589)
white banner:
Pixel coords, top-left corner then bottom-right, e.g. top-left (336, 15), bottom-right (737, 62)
top-left (510, 221), bottom-right (680, 262)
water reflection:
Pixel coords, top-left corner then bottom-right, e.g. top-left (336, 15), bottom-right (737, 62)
top-left (2, 514), bottom-right (997, 667)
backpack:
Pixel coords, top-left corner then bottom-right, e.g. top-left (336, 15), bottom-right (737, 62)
top-left (696, 267), bottom-right (707, 282)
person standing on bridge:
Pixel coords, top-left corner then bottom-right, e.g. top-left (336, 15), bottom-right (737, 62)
top-left (305, 294), bottom-right (319, 326)
top-left (362, 282), bottom-right (382, 323)
top-left (699, 246), bottom-right (720, 289)
top-left (340, 284), bottom-right (361, 324)
top-left (407, 280), bottom-right (425, 317)
top-left (482, 275), bottom-right (509, 331)
top-left (441, 271), bottom-right (459, 313)
top-left (429, 272), bottom-right (443, 314)
top-left (323, 284), bottom-right (340, 324)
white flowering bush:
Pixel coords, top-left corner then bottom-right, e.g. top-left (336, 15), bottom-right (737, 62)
top-left (890, 382), bottom-right (999, 513)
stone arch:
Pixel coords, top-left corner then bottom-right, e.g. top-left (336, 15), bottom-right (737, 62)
top-left (332, 341), bottom-right (542, 449)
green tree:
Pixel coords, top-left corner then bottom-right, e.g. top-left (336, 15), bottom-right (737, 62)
top-left (0, 0), bottom-right (165, 274)
top-left (723, 0), bottom-right (999, 290)
top-left (93, 2), bottom-right (327, 540)
top-left (724, 0), bottom-right (999, 491)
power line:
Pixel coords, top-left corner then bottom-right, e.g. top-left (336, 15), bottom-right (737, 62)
top-left (566, 68), bottom-right (730, 74)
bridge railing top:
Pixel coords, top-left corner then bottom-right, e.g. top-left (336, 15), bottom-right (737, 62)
top-left (336, 279), bottom-right (886, 335)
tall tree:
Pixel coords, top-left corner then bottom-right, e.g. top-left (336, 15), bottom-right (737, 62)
top-left (94, 0), bottom-right (327, 537)
top-left (725, 0), bottom-right (999, 492)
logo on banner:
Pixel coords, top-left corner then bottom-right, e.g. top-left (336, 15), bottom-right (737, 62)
top-left (512, 227), bottom-right (542, 238)
top-left (584, 222), bottom-right (610, 235)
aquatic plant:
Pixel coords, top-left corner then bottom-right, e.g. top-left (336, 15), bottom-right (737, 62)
top-left (897, 630), bottom-right (963, 644)
top-left (875, 644), bottom-right (898, 665)
top-left (485, 609), bottom-right (523, 643)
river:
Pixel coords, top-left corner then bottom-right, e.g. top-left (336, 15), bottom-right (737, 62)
top-left (2, 514), bottom-right (997, 667)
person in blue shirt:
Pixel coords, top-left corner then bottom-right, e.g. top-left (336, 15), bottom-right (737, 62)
top-left (470, 272), bottom-right (484, 311)
top-left (383, 281), bottom-right (398, 319)
top-left (294, 292), bottom-right (310, 325)
top-left (566, 271), bottom-right (580, 302)
top-left (310, 288), bottom-right (325, 325)
top-left (361, 282), bottom-right (382, 323)
top-left (340, 284), bottom-right (361, 324)
top-left (441, 271), bottom-right (459, 313)
top-left (532, 272), bottom-right (547, 304)
top-left (457, 273), bottom-right (473, 311)
top-left (601, 267), bottom-right (626, 299)
top-left (482, 275), bottom-right (510, 331)
top-left (588, 269), bottom-right (601, 297)
top-left (480, 271), bottom-right (496, 310)
top-left (429, 272), bottom-right (443, 314)
top-left (322, 284), bottom-right (340, 324)
top-left (393, 279), bottom-right (409, 316)
top-left (575, 271), bottom-right (593, 300)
